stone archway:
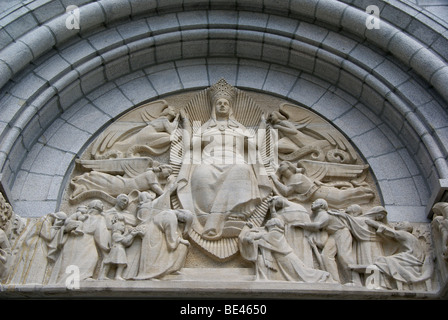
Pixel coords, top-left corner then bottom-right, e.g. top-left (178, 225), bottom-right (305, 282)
top-left (0, 0), bottom-right (447, 298)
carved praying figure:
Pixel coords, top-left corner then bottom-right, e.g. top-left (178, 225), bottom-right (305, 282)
top-left (365, 221), bottom-right (433, 290)
top-left (238, 217), bottom-right (331, 283)
top-left (134, 209), bottom-right (193, 280)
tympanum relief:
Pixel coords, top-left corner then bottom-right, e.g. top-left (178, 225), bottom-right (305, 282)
top-left (0, 80), bottom-right (437, 294)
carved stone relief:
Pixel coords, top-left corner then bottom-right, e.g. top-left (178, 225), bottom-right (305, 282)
top-left (0, 80), bottom-right (439, 296)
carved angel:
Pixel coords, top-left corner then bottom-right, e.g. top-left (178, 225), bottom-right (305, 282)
top-left (269, 104), bottom-right (358, 164)
top-left (270, 160), bottom-right (375, 209)
top-left (70, 157), bottom-right (174, 204)
top-left (90, 100), bottom-right (179, 159)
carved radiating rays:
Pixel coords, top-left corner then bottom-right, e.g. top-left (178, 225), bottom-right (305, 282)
top-left (169, 82), bottom-right (275, 260)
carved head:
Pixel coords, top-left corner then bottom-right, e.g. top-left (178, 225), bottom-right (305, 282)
top-left (116, 194), bottom-right (129, 209)
top-left (346, 204), bottom-right (362, 217)
top-left (138, 191), bottom-right (156, 204)
top-left (364, 206), bottom-right (388, 222)
top-left (51, 211), bottom-right (68, 227)
top-left (176, 209), bottom-right (193, 237)
top-left (209, 79), bottom-right (237, 120)
top-left (87, 199), bottom-right (104, 214)
top-left (76, 205), bottom-right (88, 214)
top-left (270, 196), bottom-right (288, 210)
top-left (433, 202), bottom-right (448, 219)
top-left (214, 98), bottom-right (231, 118)
top-left (278, 161), bottom-right (304, 176)
top-left (311, 198), bottom-right (328, 211)
top-left (155, 164), bottom-right (173, 179)
top-left (395, 221), bottom-right (413, 233)
top-left (160, 105), bottom-right (177, 120)
top-left (112, 221), bottom-right (126, 233)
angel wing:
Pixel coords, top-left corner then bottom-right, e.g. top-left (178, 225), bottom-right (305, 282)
top-left (76, 157), bottom-right (155, 178)
top-left (90, 100), bottom-right (171, 157)
top-left (279, 103), bottom-right (357, 162)
top-left (90, 122), bottom-right (146, 155)
top-left (298, 159), bottom-right (369, 182)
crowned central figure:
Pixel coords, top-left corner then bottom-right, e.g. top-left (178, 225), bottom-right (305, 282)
top-left (175, 79), bottom-right (273, 244)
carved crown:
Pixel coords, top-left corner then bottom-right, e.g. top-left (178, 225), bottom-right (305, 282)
top-left (209, 78), bottom-right (236, 103)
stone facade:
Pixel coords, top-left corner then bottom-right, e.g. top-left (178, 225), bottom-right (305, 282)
top-left (0, 0), bottom-right (447, 299)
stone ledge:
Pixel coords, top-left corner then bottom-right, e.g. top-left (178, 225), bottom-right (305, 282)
top-left (0, 270), bottom-right (440, 299)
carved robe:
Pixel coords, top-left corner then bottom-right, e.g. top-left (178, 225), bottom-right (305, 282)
top-left (373, 226), bottom-right (432, 287)
top-left (6, 215), bottom-right (55, 284)
top-left (134, 210), bottom-right (190, 280)
top-left (177, 119), bottom-right (272, 238)
top-left (239, 222), bottom-right (330, 283)
top-left (71, 170), bottom-right (162, 200)
top-left (328, 210), bottom-right (386, 265)
top-left (49, 213), bottom-right (110, 283)
top-left (272, 199), bottom-right (314, 267)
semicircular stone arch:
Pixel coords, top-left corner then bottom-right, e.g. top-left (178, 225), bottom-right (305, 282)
top-left (0, 0), bottom-right (447, 225)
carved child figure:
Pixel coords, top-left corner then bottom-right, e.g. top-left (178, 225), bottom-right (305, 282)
top-left (99, 221), bottom-right (144, 281)
top-left (64, 205), bottom-right (88, 236)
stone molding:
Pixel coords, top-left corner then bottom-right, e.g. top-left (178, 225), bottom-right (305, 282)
top-left (0, 2), bottom-right (445, 225)
top-left (0, 1), bottom-right (447, 299)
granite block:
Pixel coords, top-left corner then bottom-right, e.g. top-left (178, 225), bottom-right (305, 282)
top-left (263, 69), bottom-right (298, 98)
top-left (92, 87), bottom-right (133, 117)
top-left (333, 107), bottom-right (376, 138)
top-left (177, 64), bottom-right (209, 90)
top-left (46, 122), bottom-right (91, 153)
top-left (120, 76), bottom-right (157, 105)
top-left (288, 78), bottom-right (327, 107)
top-left (88, 28), bottom-right (124, 54)
top-left (105, 56), bottom-right (131, 81)
top-left (99, 0), bottom-right (132, 24)
top-left (28, 0), bottom-right (65, 24)
top-left (367, 151), bottom-right (412, 180)
top-left (147, 68), bottom-right (183, 96)
top-left (0, 41), bottom-right (33, 74)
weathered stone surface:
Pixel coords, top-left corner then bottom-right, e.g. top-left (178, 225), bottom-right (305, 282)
top-left (0, 0), bottom-right (447, 300)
